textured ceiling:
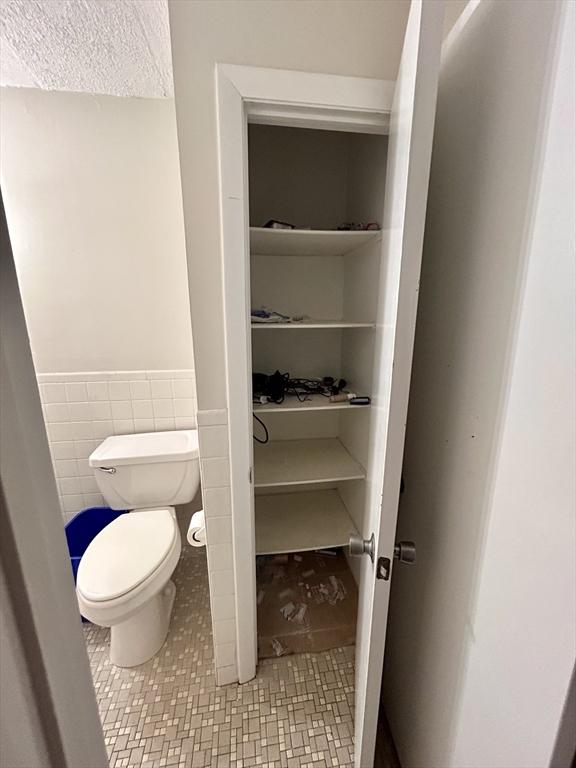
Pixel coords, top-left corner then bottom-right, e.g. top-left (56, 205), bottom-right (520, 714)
top-left (0, 0), bottom-right (173, 97)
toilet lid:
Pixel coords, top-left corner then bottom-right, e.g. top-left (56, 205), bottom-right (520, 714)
top-left (77, 509), bottom-right (177, 602)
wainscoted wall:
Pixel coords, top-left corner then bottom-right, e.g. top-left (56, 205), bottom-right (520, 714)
top-left (39, 372), bottom-right (238, 682)
top-left (196, 408), bottom-right (237, 686)
top-left (38, 369), bottom-right (197, 521)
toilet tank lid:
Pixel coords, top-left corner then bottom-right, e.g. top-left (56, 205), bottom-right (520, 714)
top-left (89, 430), bottom-right (199, 467)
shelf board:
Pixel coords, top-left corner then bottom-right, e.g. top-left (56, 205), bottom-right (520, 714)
top-left (255, 490), bottom-right (358, 555)
top-left (250, 227), bottom-right (380, 258)
top-left (251, 319), bottom-right (375, 330)
top-left (254, 393), bottom-right (370, 413)
top-left (254, 438), bottom-right (366, 488)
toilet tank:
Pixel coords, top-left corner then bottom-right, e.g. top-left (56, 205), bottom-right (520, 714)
top-left (89, 431), bottom-right (200, 510)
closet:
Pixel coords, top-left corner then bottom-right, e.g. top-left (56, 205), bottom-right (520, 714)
top-left (213, 6), bottom-right (443, 758)
top-left (248, 124), bottom-right (388, 655)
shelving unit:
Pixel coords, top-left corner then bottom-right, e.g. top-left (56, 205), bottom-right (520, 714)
top-left (253, 438), bottom-right (365, 488)
top-left (252, 319), bottom-right (375, 330)
top-left (248, 123), bottom-right (386, 565)
top-left (250, 227), bottom-right (380, 258)
top-left (255, 490), bottom-right (358, 555)
top-left (253, 393), bottom-right (370, 414)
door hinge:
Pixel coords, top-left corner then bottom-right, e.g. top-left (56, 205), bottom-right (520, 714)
top-left (377, 556), bottom-right (391, 581)
top-left (249, 466), bottom-right (253, 483)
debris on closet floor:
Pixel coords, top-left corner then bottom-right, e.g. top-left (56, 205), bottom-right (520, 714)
top-left (257, 549), bottom-right (358, 659)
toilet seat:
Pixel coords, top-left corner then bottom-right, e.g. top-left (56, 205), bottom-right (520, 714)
top-left (77, 508), bottom-right (177, 602)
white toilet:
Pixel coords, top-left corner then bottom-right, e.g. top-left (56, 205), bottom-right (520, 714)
top-left (77, 430), bottom-right (200, 668)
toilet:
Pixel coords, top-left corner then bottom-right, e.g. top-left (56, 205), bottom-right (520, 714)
top-left (76, 430), bottom-right (200, 668)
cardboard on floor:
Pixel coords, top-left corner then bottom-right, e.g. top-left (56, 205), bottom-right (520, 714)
top-left (257, 550), bottom-right (358, 659)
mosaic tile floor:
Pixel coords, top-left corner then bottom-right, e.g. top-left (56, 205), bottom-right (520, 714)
top-left (84, 546), bottom-right (356, 768)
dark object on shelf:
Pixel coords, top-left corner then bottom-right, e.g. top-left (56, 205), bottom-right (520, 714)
top-left (253, 372), bottom-right (349, 405)
top-left (253, 371), bottom-right (289, 403)
top-left (349, 396), bottom-right (371, 406)
top-left (263, 219), bottom-right (295, 229)
top-left (336, 221), bottom-right (380, 231)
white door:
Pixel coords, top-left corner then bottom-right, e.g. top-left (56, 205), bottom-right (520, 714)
top-left (354, 2), bottom-right (444, 765)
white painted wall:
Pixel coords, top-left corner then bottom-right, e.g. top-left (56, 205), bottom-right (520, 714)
top-left (169, 0), bottom-right (412, 411)
top-left (0, 87), bottom-right (194, 373)
top-left (383, 1), bottom-right (575, 766)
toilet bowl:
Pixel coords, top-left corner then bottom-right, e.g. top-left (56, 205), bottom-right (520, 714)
top-left (77, 430), bottom-right (200, 667)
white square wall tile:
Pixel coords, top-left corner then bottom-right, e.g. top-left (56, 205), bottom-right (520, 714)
top-left (215, 642), bottom-right (236, 668)
top-left (201, 458), bottom-right (229, 488)
top-left (172, 379), bottom-right (195, 399)
top-left (213, 618), bottom-right (236, 645)
top-left (198, 425), bottom-right (228, 458)
top-left (90, 401), bottom-right (112, 421)
top-left (216, 665), bottom-right (238, 687)
top-left (76, 458), bottom-right (91, 476)
top-left (93, 421), bottom-right (114, 439)
top-left (70, 422), bottom-right (94, 440)
top-left (65, 382), bottom-right (88, 402)
top-left (40, 383), bottom-right (66, 403)
top-left (111, 401), bottom-right (133, 420)
top-left (174, 398), bottom-right (195, 418)
top-left (58, 477), bottom-right (81, 495)
top-left (154, 417), bottom-right (175, 431)
top-left (203, 486), bottom-right (231, 518)
top-left (48, 422), bottom-right (76, 442)
top-left (81, 476), bottom-right (99, 493)
top-left (197, 409), bottom-right (228, 426)
top-left (44, 403), bottom-right (70, 423)
top-left (87, 382), bottom-right (108, 401)
top-left (152, 399), bottom-right (174, 418)
top-left (108, 381), bottom-right (130, 400)
top-left (132, 400), bottom-right (153, 419)
top-left (206, 516), bottom-right (232, 543)
top-left (113, 420), bottom-right (135, 435)
top-left (75, 440), bottom-right (96, 459)
top-left (209, 569), bottom-right (234, 597)
top-left (62, 495), bottom-right (84, 514)
top-left (208, 542), bottom-right (233, 570)
top-left (84, 493), bottom-right (104, 508)
top-left (134, 418), bottom-right (154, 433)
top-left (211, 594), bottom-right (235, 621)
top-left (54, 459), bottom-right (78, 478)
top-left (50, 441), bottom-right (76, 460)
top-left (69, 402), bottom-right (92, 421)
top-left (151, 380), bottom-right (172, 399)
top-left (130, 380), bottom-right (151, 400)
top-left (175, 416), bottom-right (197, 429)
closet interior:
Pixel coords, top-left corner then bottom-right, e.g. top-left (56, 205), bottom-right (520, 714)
top-left (248, 124), bottom-right (388, 657)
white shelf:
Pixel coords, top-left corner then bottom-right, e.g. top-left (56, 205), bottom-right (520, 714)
top-left (252, 319), bottom-right (375, 330)
top-left (254, 438), bottom-right (366, 488)
top-left (255, 490), bottom-right (358, 555)
top-left (250, 227), bottom-right (380, 258)
top-left (254, 393), bottom-right (370, 413)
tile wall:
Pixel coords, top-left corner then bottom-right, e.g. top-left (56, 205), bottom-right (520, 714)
top-left (197, 408), bottom-right (238, 686)
top-left (39, 373), bottom-right (238, 684)
top-left (38, 369), bottom-right (196, 521)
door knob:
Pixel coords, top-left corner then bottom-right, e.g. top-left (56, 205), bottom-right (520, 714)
top-left (394, 541), bottom-right (416, 564)
top-left (349, 533), bottom-right (375, 563)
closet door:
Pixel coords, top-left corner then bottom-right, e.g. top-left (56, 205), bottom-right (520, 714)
top-left (353, 1), bottom-right (443, 765)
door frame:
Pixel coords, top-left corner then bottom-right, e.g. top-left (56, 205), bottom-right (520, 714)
top-left (214, 64), bottom-right (394, 684)
top-left (0, 193), bottom-right (108, 768)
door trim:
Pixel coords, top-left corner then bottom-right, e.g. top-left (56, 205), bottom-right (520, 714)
top-left (0, 194), bottom-right (108, 768)
top-left (214, 64), bottom-right (394, 684)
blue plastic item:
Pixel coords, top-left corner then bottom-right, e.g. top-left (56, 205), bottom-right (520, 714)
top-left (65, 506), bottom-right (127, 584)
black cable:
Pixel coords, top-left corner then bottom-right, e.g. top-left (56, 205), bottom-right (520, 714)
top-left (253, 413), bottom-right (269, 444)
